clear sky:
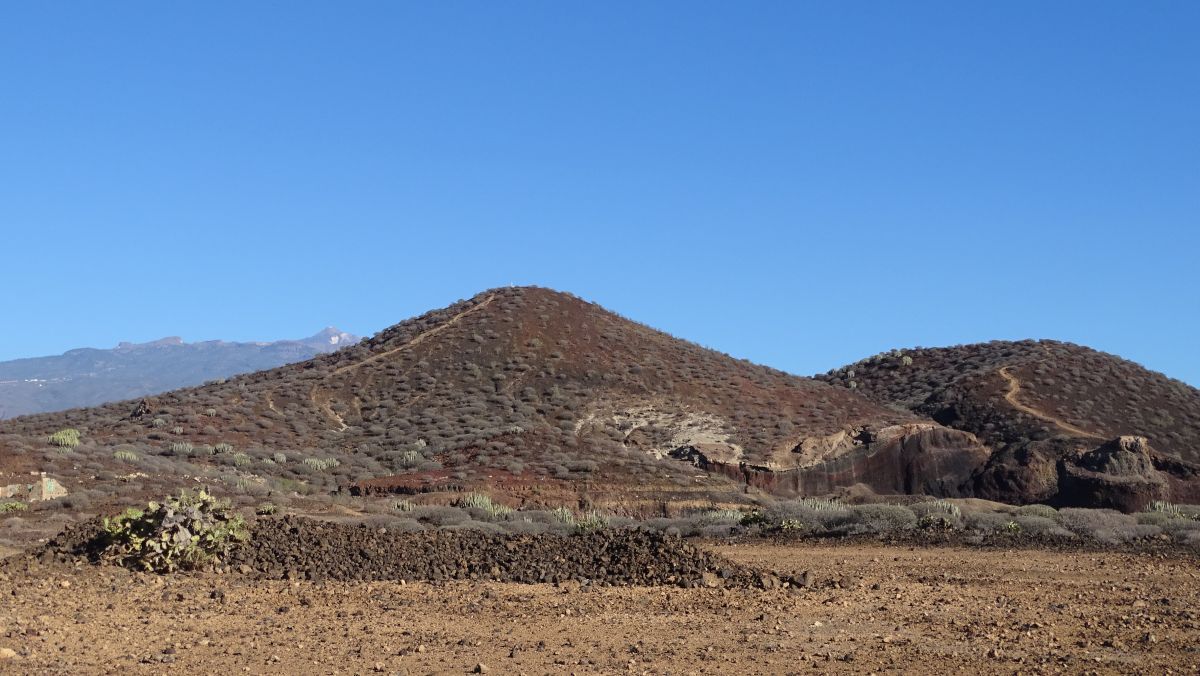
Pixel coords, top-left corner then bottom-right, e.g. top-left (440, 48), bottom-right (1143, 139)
top-left (2, 2), bottom-right (1197, 385)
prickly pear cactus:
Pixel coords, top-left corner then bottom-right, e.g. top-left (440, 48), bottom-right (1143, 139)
top-left (100, 489), bottom-right (247, 573)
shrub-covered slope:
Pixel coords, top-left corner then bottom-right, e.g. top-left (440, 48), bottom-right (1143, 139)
top-left (817, 341), bottom-right (1200, 509)
top-left (2, 287), bottom-right (949, 510)
top-left (816, 340), bottom-right (1200, 463)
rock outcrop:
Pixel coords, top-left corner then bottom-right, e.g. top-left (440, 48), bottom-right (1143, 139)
top-left (1056, 436), bottom-right (1169, 512)
top-left (672, 423), bottom-right (990, 498)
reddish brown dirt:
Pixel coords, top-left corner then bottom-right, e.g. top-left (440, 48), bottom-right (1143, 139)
top-left (2, 542), bottom-right (1198, 674)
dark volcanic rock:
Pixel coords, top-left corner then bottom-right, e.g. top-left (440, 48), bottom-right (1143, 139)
top-left (1057, 436), bottom-right (1170, 512)
top-left (225, 517), bottom-right (768, 588)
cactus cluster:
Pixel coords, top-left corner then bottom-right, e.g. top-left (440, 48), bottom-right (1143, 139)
top-left (795, 497), bottom-right (845, 512)
top-left (303, 457), bottom-right (340, 472)
top-left (113, 449), bottom-right (140, 463)
top-left (453, 492), bottom-right (513, 519)
top-left (551, 506), bottom-right (575, 526)
top-left (544, 506), bottom-right (610, 532)
top-left (574, 509), bottom-right (609, 532)
top-left (99, 490), bottom-right (247, 573)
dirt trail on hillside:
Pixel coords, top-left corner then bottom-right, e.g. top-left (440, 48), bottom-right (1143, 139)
top-left (998, 366), bottom-right (1102, 439)
top-left (3, 543), bottom-right (1198, 673)
top-left (330, 293), bottom-right (498, 378)
top-left (303, 293), bottom-right (499, 430)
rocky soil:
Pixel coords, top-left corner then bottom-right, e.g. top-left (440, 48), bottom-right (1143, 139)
top-left (1, 542), bottom-right (1199, 674)
top-left (223, 517), bottom-right (768, 588)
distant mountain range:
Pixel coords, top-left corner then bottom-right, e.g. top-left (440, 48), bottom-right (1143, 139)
top-left (0, 328), bottom-right (360, 418)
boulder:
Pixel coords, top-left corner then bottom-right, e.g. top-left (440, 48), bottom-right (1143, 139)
top-left (1057, 436), bottom-right (1169, 512)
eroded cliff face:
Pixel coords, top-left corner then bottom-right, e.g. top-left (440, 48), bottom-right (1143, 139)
top-left (593, 397), bottom-right (1200, 510)
top-left (1056, 436), bottom-right (1170, 512)
top-left (670, 423), bottom-right (991, 498)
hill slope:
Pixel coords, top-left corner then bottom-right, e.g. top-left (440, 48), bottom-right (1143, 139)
top-left (0, 328), bottom-right (359, 419)
top-left (817, 340), bottom-right (1200, 508)
top-left (0, 287), bottom-right (986, 512)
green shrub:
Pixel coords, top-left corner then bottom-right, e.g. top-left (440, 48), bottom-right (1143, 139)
top-left (99, 490), bottom-right (247, 573)
top-left (966, 511), bottom-right (1024, 534)
top-left (746, 497), bottom-right (852, 533)
top-left (48, 428), bottom-right (81, 449)
top-left (255, 502), bottom-right (278, 515)
top-left (847, 504), bottom-right (918, 534)
top-left (151, 418), bottom-right (167, 429)
top-left (1057, 508), bottom-right (1136, 540)
top-left (232, 452), bottom-right (252, 468)
top-left (0, 501), bottom-right (28, 514)
top-left (1015, 504), bottom-right (1059, 520)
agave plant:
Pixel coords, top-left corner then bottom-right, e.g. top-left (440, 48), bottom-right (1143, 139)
top-left (453, 492), bottom-right (513, 519)
top-left (48, 428), bottom-right (81, 449)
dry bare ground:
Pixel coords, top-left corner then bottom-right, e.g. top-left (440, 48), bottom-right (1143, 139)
top-left (2, 542), bottom-right (1199, 674)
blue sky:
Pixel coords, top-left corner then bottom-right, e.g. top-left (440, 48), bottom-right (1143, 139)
top-left (2, 2), bottom-right (1197, 385)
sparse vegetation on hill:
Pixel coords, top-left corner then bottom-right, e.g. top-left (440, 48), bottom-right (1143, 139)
top-left (1, 289), bottom-right (1198, 521)
top-left (0, 287), bottom-right (918, 513)
top-left (817, 340), bottom-right (1200, 462)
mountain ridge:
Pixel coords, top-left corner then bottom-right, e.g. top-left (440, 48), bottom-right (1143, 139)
top-left (0, 327), bottom-right (360, 419)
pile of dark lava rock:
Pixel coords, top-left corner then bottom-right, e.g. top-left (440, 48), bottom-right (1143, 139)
top-left (226, 517), bottom-right (783, 588)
